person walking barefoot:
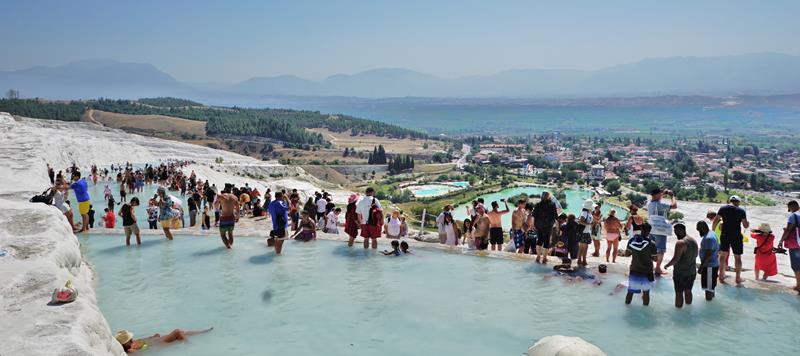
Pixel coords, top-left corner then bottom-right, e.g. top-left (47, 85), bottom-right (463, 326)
top-left (625, 223), bottom-right (657, 306)
top-left (216, 185), bottom-right (240, 249)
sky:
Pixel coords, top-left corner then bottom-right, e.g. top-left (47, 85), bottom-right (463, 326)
top-left (2, 0), bottom-right (799, 83)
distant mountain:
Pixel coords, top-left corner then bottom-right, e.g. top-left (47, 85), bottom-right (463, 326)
top-left (3, 53), bottom-right (800, 99)
top-left (0, 59), bottom-right (190, 99)
top-left (224, 53), bottom-right (800, 98)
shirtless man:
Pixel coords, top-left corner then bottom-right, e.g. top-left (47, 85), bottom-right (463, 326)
top-left (473, 205), bottom-right (490, 250)
top-left (511, 200), bottom-right (527, 253)
top-left (215, 185), bottom-right (240, 249)
top-left (115, 327), bottom-right (212, 353)
top-left (487, 200), bottom-right (510, 251)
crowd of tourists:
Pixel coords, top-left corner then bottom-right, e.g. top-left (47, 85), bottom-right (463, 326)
top-left (45, 162), bottom-right (800, 310)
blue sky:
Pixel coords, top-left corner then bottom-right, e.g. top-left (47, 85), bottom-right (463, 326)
top-left (2, 0), bottom-right (798, 82)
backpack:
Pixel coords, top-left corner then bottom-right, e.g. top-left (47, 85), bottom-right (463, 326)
top-left (367, 198), bottom-right (383, 226)
top-left (30, 188), bottom-right (55, 205)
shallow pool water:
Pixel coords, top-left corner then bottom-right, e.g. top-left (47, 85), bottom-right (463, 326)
top-left (81, 235), bottom-right (798, 356)
top-left (408, 181), bottom-right (470, 198)
top-left (83, 180), bottom-right (192, 229)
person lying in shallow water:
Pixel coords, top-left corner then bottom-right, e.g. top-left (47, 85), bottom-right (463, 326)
top-left (115, 327), bottom-right (213, 353)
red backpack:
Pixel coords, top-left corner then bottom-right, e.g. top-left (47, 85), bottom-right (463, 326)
top-left (367, 198), bottom-right (383, 227)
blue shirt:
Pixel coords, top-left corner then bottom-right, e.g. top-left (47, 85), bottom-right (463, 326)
top-left (70, 179), bottom-right (90, 202)
top-left (699, 231), bottom-right (720, 268)
top-left (268, 200), bottom-right (289, 230)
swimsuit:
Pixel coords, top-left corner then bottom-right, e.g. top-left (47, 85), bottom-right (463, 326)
top-left (219, 215), bottom-right (236, 232)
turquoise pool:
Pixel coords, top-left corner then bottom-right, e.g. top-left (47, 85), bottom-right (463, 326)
top-left (409, 181), bottom-right (470, 198)
top-left (81, 235), bottom-right (798, 356)
top-left (452, 186), bottom-right (627, 228)
top-left (83, 180), bottom-right (192, 229)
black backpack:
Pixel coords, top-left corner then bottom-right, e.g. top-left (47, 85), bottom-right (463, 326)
top-left (30, 188), bottom-right (55, 205)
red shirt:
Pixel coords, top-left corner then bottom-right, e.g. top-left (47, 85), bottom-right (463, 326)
top-left (104, 211), bottom-right (116, 228)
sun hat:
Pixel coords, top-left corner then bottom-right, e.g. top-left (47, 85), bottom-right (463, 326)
top-left (157, 186), bottom-right (166, 194)
top-left (115, 330), bottom-right (133, 345)
top-left (348, 193), bottom-right (359, 204)
top-left (729, 195), bottom-right (741, 202)
top-left (752, 223), bottom-right (772, 234)
top-left (582, 199), bottom-right (594, 211)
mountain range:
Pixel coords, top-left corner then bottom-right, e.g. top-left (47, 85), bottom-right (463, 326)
top-left (2, 53), bottom-right (800, 100)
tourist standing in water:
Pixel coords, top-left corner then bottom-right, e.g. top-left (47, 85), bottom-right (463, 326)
top-left (750, 223), bottom-right (777, 281)
top-left (487, 200), bottom-right (509, 251)
top-left (697, 221), bottom-right (720, 301)
top-left (664, 222), bottom-right (698, 308)
top-left (577, 200), bottom-right (594, 266)
top-left (156, 187), bottom-right (176, 240)
top-left (604, 209), bottom-right (623, 263)
top-left (713, 195), bottom-right (749, 284)
top-left (436, 205), bottom-right (453, 244)
top-left (473, 205), bottom-right (490, 250)
top-left (590, 203), bottom-right (604, 257)
top-left (533, 192), bottom-right (557, 261)
top-left (778, 200), bottom-right (800, 292)
top-left (645, 188), bottom-right (677, 275)
top-left (523, 203), bottom-right (537, 254)
top-left (268, 191), bottom-right (289, 254)
top-left (119, 197), bottom-right (141, 246)
top-left (344, 194), bottom-right (360, 247)
top-left (511, 200), bottom-right (527, 253)
top-left (69, 171), bottom-right (91, 233)
top-left (216, 185), bottom-right (240, 249)
top-left (625, 223), bottom-right (656, 306)
top-left (357, 187), bottom-right (382, 249)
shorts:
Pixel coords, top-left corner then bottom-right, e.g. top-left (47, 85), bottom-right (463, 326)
top-left (124, 224), bottom-right (140, 236)
top-left (512, 230), bottom-right (525, 249)
top-left (78, 201), bottom-right (90, 215)
top-left (700, 266), bottom-right (719, 292)
top-left (673, 273), bottom-right (696, 293)
top-left (579, 233), bottom-right (592, 244)
top-left (535, 225), bottom-right (552, 247)
top-left (219, 215), bottom-right (235, 233)
top-left (591, 225), bottom-right (603, 241)
top-left (628, 273), bottom-right (654, 294)
top-left (291, 212), bottom-right (300, 223)
top-left (474, 236), bottom-right (488, 250)
top-left (790, 249), bottom-right (800, 272)
top-left (360, 224), bottom-right (381, 238)
top-left (720, 233), bottom-right (744, 255)
top-left (55, 203), bottom-right (70, 214)
top-left (160, 219), bottom-right (180, 229)
top-left (270, 229), bottom-right (288, 241)
top-left (296, 229), bottom-right (315, 242)
top-left (652, 234), bottom-right (667, 254)
top-left (489, 227), bottom-right (504, 245)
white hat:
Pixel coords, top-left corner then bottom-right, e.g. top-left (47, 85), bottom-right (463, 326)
top-left (582, 199), bottom-right (594, 211)
top-left (729, 195), bottom-right (741, 202)
top-left (115, 330), bottom-right (133, 345)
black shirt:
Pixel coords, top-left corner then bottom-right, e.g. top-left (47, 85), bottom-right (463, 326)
top-left (120, 204), bottom-right (135, 226)
top-left (717, 204), bottom-right (746, 238)
top-left (533, 201), bottom-right (557, 227)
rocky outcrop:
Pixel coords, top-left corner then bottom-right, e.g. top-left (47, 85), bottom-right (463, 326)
top-left (0, 199), bottom-right (125, 355)
top-left (527, 335), bottom-right (607, 356)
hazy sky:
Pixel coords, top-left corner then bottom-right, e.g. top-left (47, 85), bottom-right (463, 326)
top-left (3, 0), bottom-right (798, 83)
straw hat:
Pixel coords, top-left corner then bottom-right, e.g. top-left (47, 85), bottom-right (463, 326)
top-left (582, 199), bottom-right (594, 211)
top-left (115, 330), bottom-right (133, 345)
top-left (752, 223), bottom-right (772, 234)
top-left (348, 193), bottom-right (359, 204)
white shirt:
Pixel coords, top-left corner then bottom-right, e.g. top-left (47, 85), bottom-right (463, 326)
top-left (444, 223), bottom-right (457, 246)
top-left (579, 211), bottom-right (593, 233)
top-left (326, 211), bottom-right (339, 231)
top-left (387, 217), bottom-right (401, 236)
top-left (356, 196), bottom-right (382, 225)
top-left (316, 198), bottom-right (328, 213)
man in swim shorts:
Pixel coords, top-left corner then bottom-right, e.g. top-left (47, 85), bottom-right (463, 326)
top-left (664, 222), bottom-right (698, 308)
top-left (696, 221), bottom-right (720, 301)
top-left (625, 223), bottom-right (657, 306)
top-left (216, 185), bottom-right (240, 249)
top-left (712, 195), bottom-right (749, 284)
top-left (69, 170), bottom-right (91, 232)
top-left (486, 200), bottom-right (510, 251)
top-left (511, 200), bottom-right (527, 253)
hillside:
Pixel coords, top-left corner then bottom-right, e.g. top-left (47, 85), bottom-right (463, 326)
top-left (0, 98), bottom-right (428, 147)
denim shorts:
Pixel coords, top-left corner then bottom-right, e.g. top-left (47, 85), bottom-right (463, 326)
top-left (790, 248), bottom-right (800, 272)
top-left (652, 234), bottom-right (667, 254)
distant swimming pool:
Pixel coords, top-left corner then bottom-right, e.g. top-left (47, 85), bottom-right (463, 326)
top-left (81, 236), bottom-right (799, 356)
top-left (407, 181), bottom-right (469, 198)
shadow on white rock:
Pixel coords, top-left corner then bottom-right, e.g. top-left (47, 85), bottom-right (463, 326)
top-left (527, 335), bottom-right (607, 356)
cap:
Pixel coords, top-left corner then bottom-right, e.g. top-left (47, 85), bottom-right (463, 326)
top-left (729, 195), bottom-right (741, 202)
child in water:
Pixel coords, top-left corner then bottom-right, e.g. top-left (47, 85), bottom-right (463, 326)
top-left (383, 240), bottom-right (401, 256)
top-left (400, 241), bottom-right (412, 254)
top-left (102, 208), bottom-right (116, 228)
